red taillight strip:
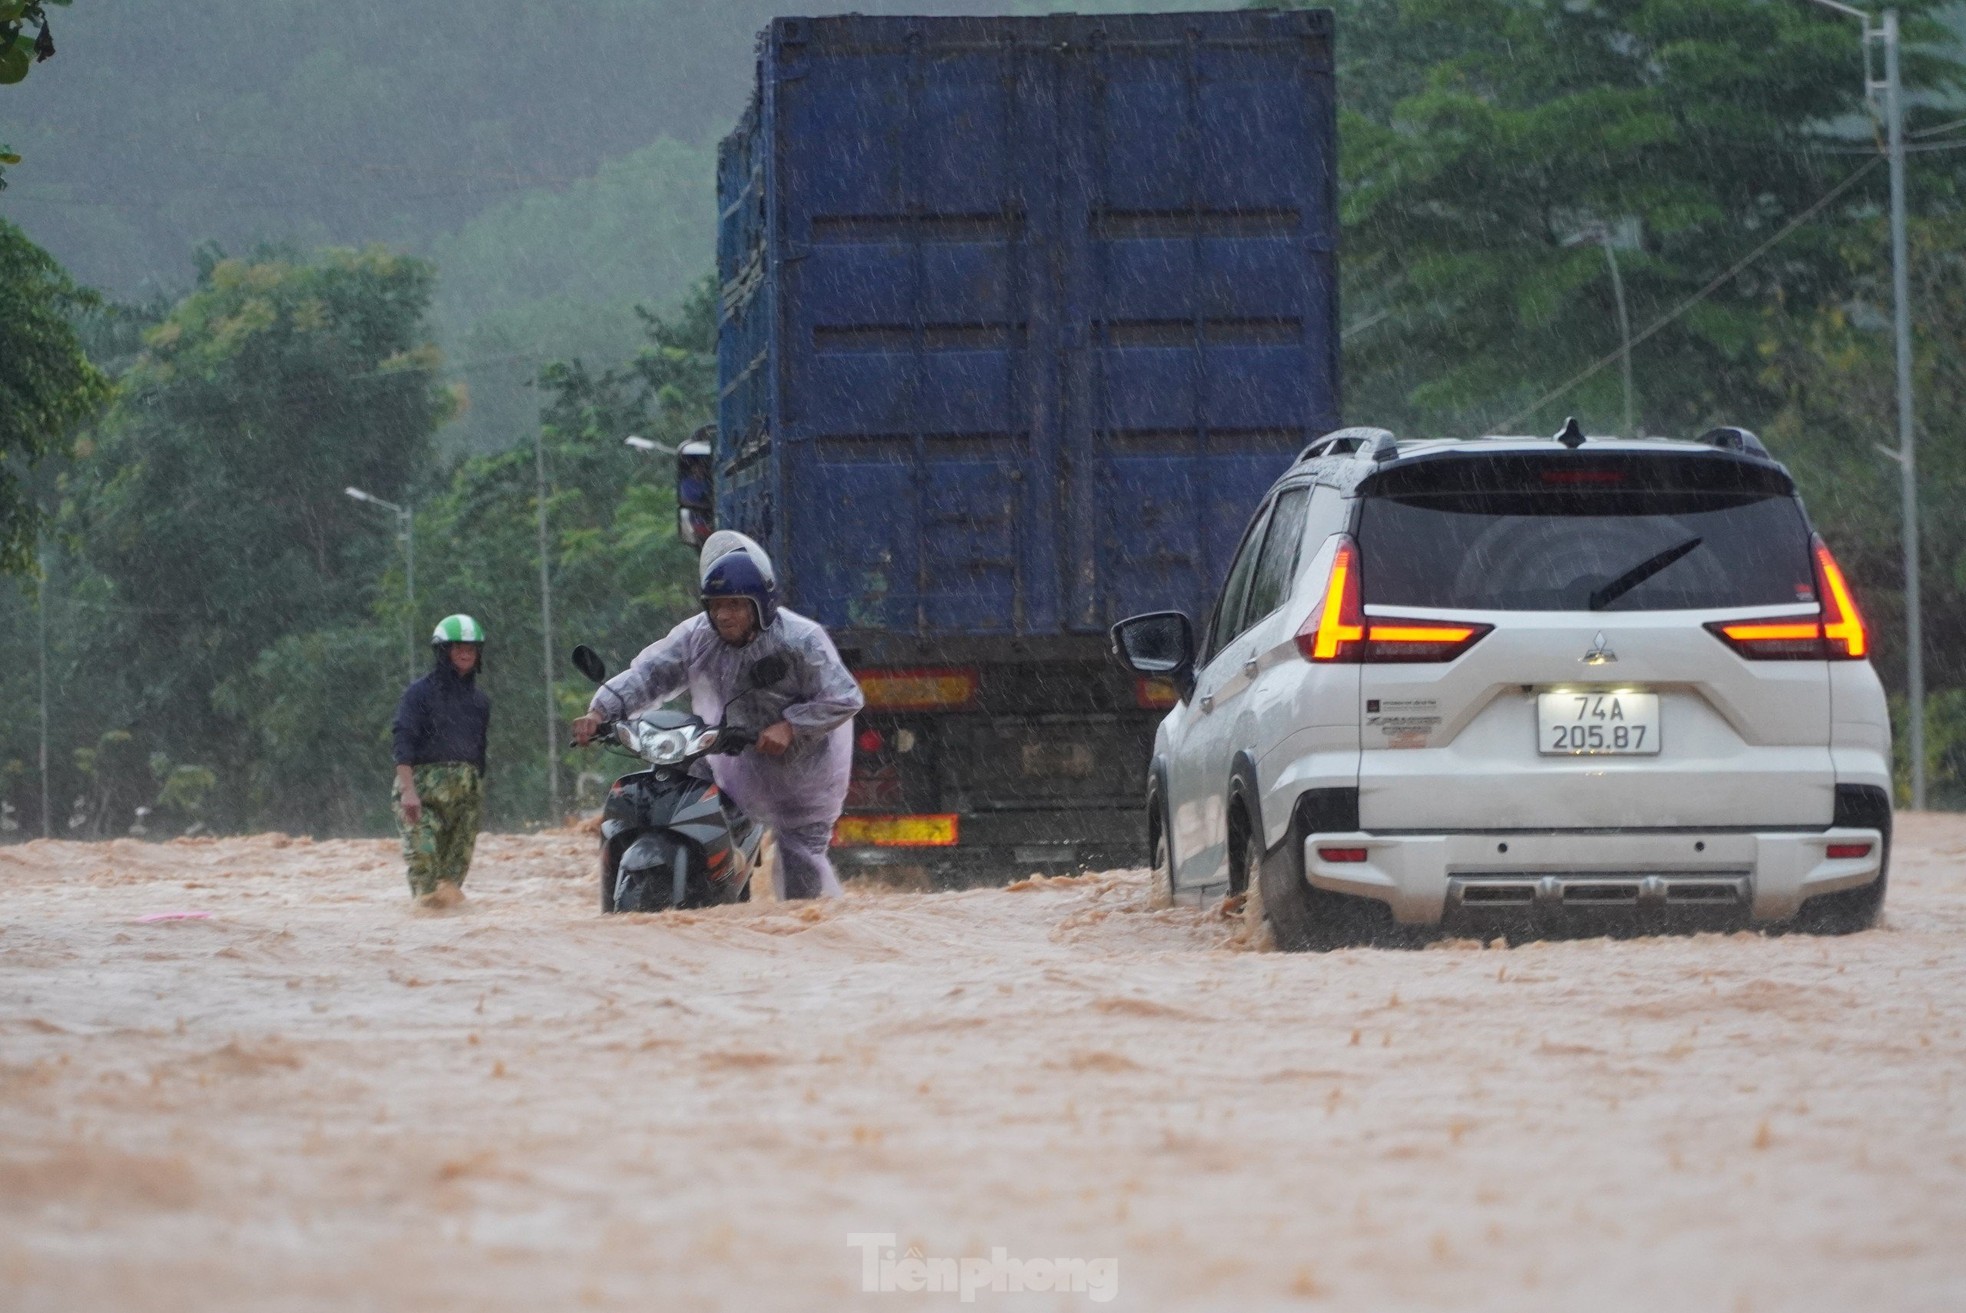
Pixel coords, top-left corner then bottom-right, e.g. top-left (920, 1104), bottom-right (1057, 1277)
top-left (1814, 536), bottom-right (1867, 658)
top-left (1707, 536), bottom-right (1868, 662)
top-left (1294, 537), bottom-right (1491, 664)
top-left (1718, 622), bottom-right (1821, 641)
top-left (1367, 624), bottom-right (1479, 644)
top-left (1304, 538), bottom-right (1365, 660)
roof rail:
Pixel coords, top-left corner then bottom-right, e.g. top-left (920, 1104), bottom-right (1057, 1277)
top-left (1300, 426), bottom-right (1398, 464)
top-left (1694, 426), bottom-right (1770, 458)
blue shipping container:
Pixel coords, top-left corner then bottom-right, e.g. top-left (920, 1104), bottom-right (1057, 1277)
top-left (716, 9), bottom-right (1339, 643)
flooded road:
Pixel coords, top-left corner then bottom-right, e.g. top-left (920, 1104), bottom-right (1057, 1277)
top-left (3, 817), bottom-right (1963, 1311)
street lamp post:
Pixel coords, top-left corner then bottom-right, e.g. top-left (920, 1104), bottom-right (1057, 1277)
top-left (345, 487), bottom-right (416, 681)
top-left (1804, 0), bottom-right (1922, 808)
top-left (534, 429), bottom-right (559, 823)
top-left (36, 533), bottom-right (50, 839)
top-left (1563, 222), bottom-right (1637, 435)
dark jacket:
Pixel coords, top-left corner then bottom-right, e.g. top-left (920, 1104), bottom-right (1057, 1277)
top-left (392, 658), bottom-right (491, 772)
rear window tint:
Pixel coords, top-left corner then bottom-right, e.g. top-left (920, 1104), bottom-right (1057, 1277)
top-left (1356, 453), bottom-right (1815, 612)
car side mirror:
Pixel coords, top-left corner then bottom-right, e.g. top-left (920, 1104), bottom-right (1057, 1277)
top-left (570, 644), bottom-right (608, 684)
top-left (1108, 611), bottom-right (1196, 698)
top-left (676, 430), bottom-right (714, 548)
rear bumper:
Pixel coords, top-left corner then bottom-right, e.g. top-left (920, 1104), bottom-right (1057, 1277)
top-left (1303, 827), bottom-right (1884, 925)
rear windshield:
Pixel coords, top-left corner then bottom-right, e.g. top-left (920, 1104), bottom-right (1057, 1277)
top-left (1355, 453), bottom-right (1815, 612)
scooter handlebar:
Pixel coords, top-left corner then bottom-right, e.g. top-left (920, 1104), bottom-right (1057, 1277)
top-left (710, 725), bottom-right (755, 756)
top-left (569, 720), bottom-right (619, 751)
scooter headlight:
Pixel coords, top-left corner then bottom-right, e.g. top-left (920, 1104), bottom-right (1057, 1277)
top-left (645, 728), bottom-right (691, 765)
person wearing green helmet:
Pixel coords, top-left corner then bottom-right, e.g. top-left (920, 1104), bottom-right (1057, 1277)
top-left (390, 614), bottom-right (492, 908)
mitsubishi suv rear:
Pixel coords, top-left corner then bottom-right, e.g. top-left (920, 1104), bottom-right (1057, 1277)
top-left (1110, 424), bottom-right (1892, 948)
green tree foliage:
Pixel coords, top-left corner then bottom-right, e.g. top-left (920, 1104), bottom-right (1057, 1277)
top-left (1331, 0), bottom-right (1953, 438)
top-left (64, 245), bottom-right (454, 832)
top-left (0, 0), bottom-right (70, 188)
top-left (375, 279), bottom-right (717, 827)
top-left (204, 277), bottom-right (716, 833)
top-left (1760, 213), bottom-right (1966, 797)
top-left (0, 215), bottom-right (106, 573)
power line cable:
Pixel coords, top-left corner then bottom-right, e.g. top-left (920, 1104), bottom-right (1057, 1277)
top-left (1494, 158), bottom-right (1883, 433)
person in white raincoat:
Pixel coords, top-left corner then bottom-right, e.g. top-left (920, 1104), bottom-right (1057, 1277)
top-left (572, 532), bottom-right (865, 899)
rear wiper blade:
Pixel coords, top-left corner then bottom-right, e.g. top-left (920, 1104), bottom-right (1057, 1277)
top-left (1589, 536), bottom-right (1704, 611)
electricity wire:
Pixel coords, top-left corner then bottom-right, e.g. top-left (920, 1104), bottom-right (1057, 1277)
top-left (1494, 157), bottom-right (1883, 433)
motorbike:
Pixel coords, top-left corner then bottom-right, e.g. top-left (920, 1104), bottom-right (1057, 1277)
top-left (569, 643), bottom-right (768, 914)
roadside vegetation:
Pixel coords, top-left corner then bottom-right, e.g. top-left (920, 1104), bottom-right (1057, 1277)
top-left (9, 0), bottom-right (1966, 836)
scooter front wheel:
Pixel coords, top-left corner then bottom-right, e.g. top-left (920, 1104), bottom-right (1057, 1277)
top-left (598, 837), bottom-right (623, 914)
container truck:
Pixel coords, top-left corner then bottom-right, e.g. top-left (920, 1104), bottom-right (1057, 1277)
top-left (684, 8), bottom-right (1340, 880)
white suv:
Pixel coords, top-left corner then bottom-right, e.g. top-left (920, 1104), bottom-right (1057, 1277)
top-left (1111, 424), bottom-right (1892, 949)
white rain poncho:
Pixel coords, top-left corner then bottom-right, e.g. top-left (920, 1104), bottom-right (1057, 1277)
top-left (588, 607), bottom-right (865, 900)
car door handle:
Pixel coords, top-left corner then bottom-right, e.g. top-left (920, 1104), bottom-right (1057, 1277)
top-left (1241, 656), bottom-right (1259, 677)
top-left (1199, 694), bottom-right (1214, 714)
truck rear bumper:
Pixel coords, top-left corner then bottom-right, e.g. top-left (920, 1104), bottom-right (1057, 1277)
top-left (1302, 827), bottom-right (1885, 926)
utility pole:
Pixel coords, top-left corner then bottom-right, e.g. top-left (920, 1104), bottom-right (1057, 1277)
top-left (535, 428), bottom-right (560, 822)
top-left (1602, 233), bottom-right (1635, 437)
top-left (36, 533), bottom-right (50, 839)
top-left (1563, 223), bottom-right (1637, 435)
top-left (1883, 10), bottom-right (1923, 809)
top-left (1802, 1), bottom-right (1920, 807)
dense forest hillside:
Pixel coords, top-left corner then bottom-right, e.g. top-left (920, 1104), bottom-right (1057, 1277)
top-left (2, 0), bottom-right (1219, 450)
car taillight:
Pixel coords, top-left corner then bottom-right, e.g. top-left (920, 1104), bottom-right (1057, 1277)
top-left (1707, 535), bottom-right (1868, 661)
top-left (1814, 535), bottom-right (1867, 659)
top-left (1133, 675), bottom-right (1179, 710)
top-left (1293, 536), bottom-right (1491, 664)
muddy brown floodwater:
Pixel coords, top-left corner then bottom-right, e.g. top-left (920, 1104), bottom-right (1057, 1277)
top-left (2, 816), bottom-right (1964, 1312)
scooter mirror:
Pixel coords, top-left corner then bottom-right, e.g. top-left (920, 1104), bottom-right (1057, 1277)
top-left (570, 644), bottom-right (608, 684)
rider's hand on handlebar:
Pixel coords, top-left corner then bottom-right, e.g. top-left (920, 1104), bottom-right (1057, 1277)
top-left (756, 721), bottom-right (795, 757)
top-left (571, 713), bottom-right (605, 747)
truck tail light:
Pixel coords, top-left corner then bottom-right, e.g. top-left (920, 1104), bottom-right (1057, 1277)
top-left (1826, 842), bottom-right (1873, 859)
top-left (832, 814), bottom-right (959, 848)
top-left (1317, 846), bottom-right (1369, 862)
top-left (1294, 537), bottom-right (1490, 663)
top-left (1707, 535), bottom-right (1869, 661)
top-left (855, 667), bottom-right (979, 711)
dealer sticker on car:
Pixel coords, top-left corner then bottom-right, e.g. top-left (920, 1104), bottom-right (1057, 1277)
top-left (1537, 690), bottom-right (1661, 756)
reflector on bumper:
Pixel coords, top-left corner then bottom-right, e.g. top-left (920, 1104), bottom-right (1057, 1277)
top-left (832, 814), bottom-right (960, 848)
top-left (856, 667), bottom-right (979, 710)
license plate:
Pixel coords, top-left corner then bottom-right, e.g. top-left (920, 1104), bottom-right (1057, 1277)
top-left (1537, 691), bottom-right (1660, 756)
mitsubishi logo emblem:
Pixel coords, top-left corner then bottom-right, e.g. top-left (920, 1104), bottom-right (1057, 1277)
top-left (1581, 632), bottom-right (1617, 665)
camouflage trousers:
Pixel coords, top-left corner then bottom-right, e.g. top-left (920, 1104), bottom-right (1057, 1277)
top-left (395, 762), bottom-right (483, 897)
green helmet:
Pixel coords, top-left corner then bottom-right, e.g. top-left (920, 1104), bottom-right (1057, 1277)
top-left (431, 614), bottom-right (486, 646)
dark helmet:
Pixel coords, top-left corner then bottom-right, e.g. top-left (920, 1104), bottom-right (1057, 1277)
top-left (699, 531), bottom-right (778, 630)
